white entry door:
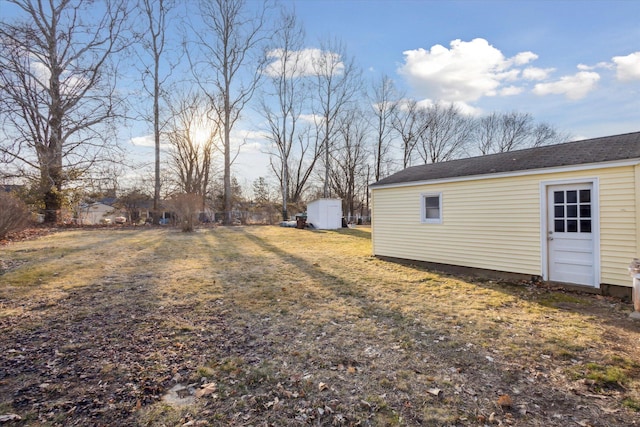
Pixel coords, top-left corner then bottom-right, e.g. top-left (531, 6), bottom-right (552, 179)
top-left (547, 184), bottom-right (596, 286)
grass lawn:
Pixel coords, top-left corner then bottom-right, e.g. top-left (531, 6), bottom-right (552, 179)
top-left (1, 226), bottom-right (639, 426)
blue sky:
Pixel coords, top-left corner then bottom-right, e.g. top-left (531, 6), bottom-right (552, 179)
top-left (230, 0), bottom-right (640, 182)
top-left (288, 0), bottom-right (639, 136)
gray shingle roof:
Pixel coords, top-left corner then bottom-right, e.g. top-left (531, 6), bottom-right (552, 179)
top-left (371, 131), bottom-right (640, 187)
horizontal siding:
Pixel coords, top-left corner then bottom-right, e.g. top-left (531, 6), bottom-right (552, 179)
top-left (598, 166), bottom-right (637, 286)
top-left (372, 165), bottom-right (639, 287)
top-left (372, 174), bottom-right (542, 276)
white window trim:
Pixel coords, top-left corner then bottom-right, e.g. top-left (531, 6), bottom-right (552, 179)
top-left (421, 192), bottom-right (442, 224)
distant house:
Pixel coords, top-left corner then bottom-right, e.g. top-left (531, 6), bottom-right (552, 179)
top-left (370, 131), bottom-right (640, 298)
top-left (77, 201), bottom-right (119, 225)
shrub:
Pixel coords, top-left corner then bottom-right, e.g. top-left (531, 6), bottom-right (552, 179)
top-left (0, 192), bottom-right (30, 239)
top-left (168, 193), bottom-right (202, 232)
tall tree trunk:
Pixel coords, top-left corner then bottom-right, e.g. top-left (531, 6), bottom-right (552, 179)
top-left (224, 92), bottom-right (232, 224)
top-left (153, 71), bottom-right (161, 224)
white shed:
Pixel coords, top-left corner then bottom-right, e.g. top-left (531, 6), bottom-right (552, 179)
top-left (307, 198), bottom-right (342, 230)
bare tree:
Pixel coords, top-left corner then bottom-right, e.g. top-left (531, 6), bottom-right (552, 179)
top-left (282, 125), bottom-right (323, 209)
top-left (0, 0), bottom-right (129, 223)
top-left (188, 0), bottom-right (270, 224)
top-left (80, 161), bottom-right (125, 198)
top-left (261, 9), bottom-right (306, 221)
top-left (531, 122), bottom-right (570, 147)
top-left (252, 176), bottom-right (277, 224)
top-left (311, 38), bottom-right (362, 198)
top-left (329, 108), bottom-right (369, 220)
top-left (136, 0), bottom-right (176, 224)
top-left (417, 103), bottom-right (475, 163)
top-left (392, 98), bottom-right (426, 169)
top-left (494, 111), bottom-right (531, 153)
top-left (165, 92), bottom-right (218, 208)
top-left (368, 74), bottom-right (399, 181)
top-left (475, 112), bottom-right (501, 155)
top-left (474, 111), bottom-right (568, 154)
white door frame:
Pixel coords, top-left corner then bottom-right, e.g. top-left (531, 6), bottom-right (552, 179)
top-left (540, 178), bottom-right (601, 287)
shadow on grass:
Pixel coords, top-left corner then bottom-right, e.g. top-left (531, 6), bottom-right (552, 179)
top-left (311, 227), bottom-right (371, 240)
top-left (372, 250), bottom-right (640, 334)
top-left (4, 227), bottom-right (638, 425)
top-left (202, 228), bottom-right (524, 346)
top-left (0, 229), bottom-right (183, 425)
top-left (193, 227), bottom-right (640, 422)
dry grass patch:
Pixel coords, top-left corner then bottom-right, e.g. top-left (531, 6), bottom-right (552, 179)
top-left (1, 226), bottom-right (639, 426)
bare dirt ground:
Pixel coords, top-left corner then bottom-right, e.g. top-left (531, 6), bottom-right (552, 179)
top-left (1, 226), bottom-right (639, 426)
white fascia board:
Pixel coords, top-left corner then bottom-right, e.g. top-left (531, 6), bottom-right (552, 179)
top-left (369, 159), bottom-right (640, 191)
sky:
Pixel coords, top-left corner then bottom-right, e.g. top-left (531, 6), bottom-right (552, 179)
top-left (3, 0), bottom-right (640, 188)
top-left (290, 0), bottom-right (639, 131)
top-left (225, 0), bottom-right (640, 183)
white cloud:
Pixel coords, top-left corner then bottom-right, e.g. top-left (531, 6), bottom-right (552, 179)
top-left (577, 62), bottom-right (613, 71)
top-left (131, 134), bottom-right (154, 147)
top-left (130, 134), bottom-right (171, 150)
top-left (31, 60), bottom-right (51, 82)
top-left (612, 52), bottom-right (640, 81)
top-left (30, 56), bottom-right (88, 94)
top-left (522, 67), bottom-right (554, 80)
top-left (239, 141), bottom-right (263, 153)
top-left (532, 71), bottom-right (600, 100)
top-left (499, 85), bottom-right (524, 96)
top-left (450, 101), bottom-right (483, 116)
top-left (414, 98), bottom-right (483, 116)
top-left (509, 51), bottom-right (538, 66)
top-left (495, 69), bottom-right (521, 83)
top-left (264, 48), bottom-right (343, 78)
top-left (236, 129), bottom-right (269, 141)
top-left (397, 38), bottom-right (539, 103)
top-left (298, 113), bottom-right (324, 125)
top-left (234, 129), bottom-right (269, 153)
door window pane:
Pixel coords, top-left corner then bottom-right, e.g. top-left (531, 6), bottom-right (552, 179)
top-left (567, 220), bottom-right (578, 232)
top-left (580, 220), bottom-right (592, 233)
top-left (554, 206), bottom-right (564, 218)
top-left (567, 191), bottom-right (577, 203)
top-left (580, 205), bottom-right (591, 218)
top-left (555, 220), bottom-right (565, 232)
top-left (580, 190), bottom-right (591, 203)
top-left (566, 205), bottom-right (578, 218)
top-left (554, 191), bottom-right (564, 204)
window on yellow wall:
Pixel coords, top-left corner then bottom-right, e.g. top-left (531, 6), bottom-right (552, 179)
top-left (421, 192), bottom-right (442, 224)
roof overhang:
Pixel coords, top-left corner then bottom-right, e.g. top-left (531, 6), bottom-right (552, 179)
top-left (370, 158), bottom-right (640, 190)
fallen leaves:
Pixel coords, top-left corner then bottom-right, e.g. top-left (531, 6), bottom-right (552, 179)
top-left (497, 394), bottom-right (513, 408)
top-left (427, 388), bottom-right (442, 397)
top-left (194, 382), bottom-right (217, 398)
top-left (2, 227), bottom-right (640, 427)
top-left (0, 227), bottom-right (50, 246)
top-left (0, 414), bottom-right (21, 422)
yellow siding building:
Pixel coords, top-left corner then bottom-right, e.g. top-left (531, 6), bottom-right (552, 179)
top-left (371, 132), bottom-right (640, 295)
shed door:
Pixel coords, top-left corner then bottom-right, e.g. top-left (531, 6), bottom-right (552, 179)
top-left (547, 184), bottom-right (596, 286)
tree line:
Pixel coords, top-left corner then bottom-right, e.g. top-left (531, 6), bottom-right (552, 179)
top-left (0, 0), bottom-right (569, 226)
